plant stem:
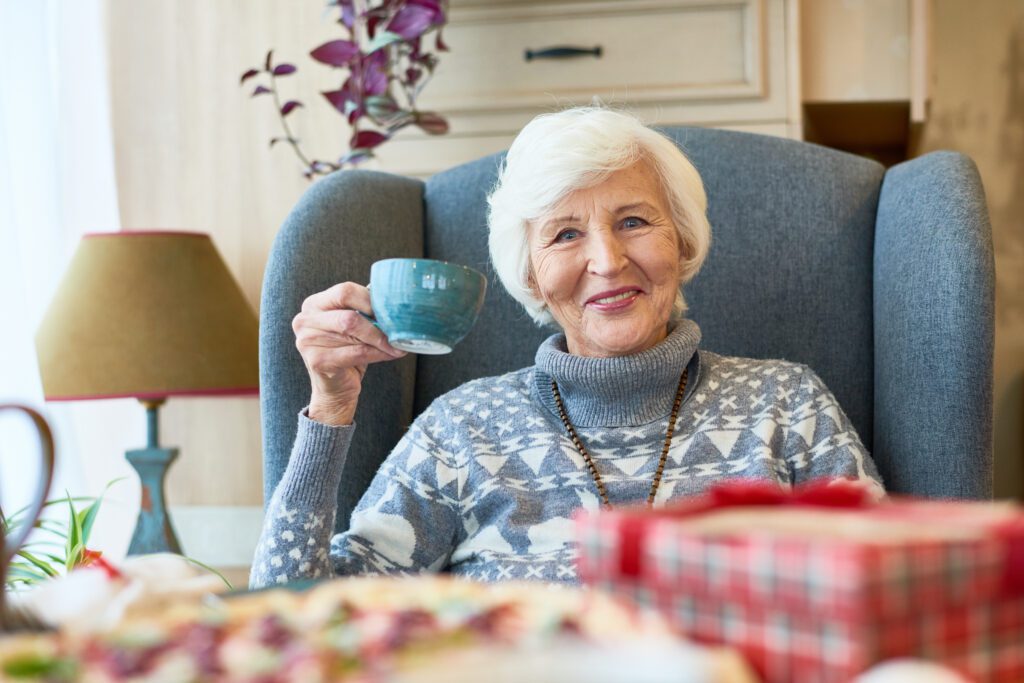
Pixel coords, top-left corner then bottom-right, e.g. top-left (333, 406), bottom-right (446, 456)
top-left (269, 75), bottom-right (337, 173)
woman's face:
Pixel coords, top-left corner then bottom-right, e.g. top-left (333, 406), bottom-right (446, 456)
top-left (527, 160), bottom-right (683, 358)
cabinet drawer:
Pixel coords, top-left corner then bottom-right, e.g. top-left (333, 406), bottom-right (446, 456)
top-left (423, 0), bottom-right (766, 113)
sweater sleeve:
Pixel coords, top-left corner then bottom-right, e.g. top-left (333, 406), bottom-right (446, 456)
top-left (329, 400), bottom-right (462, 576)
top-left (783, 365), bottom-right (886, 497)
top-left (249, 410), bottom-right (354, 588)
top-left (249, 401), bottom-right (463, 589)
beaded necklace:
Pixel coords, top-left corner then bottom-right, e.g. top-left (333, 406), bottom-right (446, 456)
top-left (550, 368), bottom-right (688, 508)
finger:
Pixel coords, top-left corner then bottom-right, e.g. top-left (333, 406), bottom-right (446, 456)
top-left (305, 344), bottom-right (404, 375)
top-left (301, 282), bottom-right (372, 315)
top-left (297, 309), bottom-right (404, 357)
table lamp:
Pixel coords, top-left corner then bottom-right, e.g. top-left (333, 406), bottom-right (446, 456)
top-left (35, 231), bottom-right (259, 555)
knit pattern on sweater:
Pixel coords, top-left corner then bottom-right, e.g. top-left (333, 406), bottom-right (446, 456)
top-left (250, 323), bottom-right (883, 588)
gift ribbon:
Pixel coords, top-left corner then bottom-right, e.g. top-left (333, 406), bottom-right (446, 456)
top-left (706, 478), bottom-right (874, 509)
top-left (614, 479), bottom-right (1024, 598)
top-left (997, 518), bottom-right (1024, 596)
top-left (617, 478), bottom-right (872, 578)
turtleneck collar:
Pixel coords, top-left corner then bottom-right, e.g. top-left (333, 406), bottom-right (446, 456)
top-left (532, 319), bottom-right (702, 428)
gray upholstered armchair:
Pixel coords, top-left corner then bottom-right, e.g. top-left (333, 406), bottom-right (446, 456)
top-left (259, 128), bottom-right (994, 531)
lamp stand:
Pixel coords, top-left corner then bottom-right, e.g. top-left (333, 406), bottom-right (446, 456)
top-left (126, 398), bottom-right (183, 555)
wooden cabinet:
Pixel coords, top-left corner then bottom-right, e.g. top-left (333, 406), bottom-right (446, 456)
top-left (373, 0), bottom-right (801, 177)
top-left (801, 0), bottom-right (929, 121)
top-left (799, 0), bottom-right (931, 165)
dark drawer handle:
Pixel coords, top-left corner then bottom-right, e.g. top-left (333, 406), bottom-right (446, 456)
top-left (524, 45), bottom-right (603, 62)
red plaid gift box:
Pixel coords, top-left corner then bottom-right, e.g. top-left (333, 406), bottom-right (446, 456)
top-left (575, 480), bottom-right (1024, 683)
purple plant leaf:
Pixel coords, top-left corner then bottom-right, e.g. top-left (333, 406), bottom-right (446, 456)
top-left (404, 67), bottom-right (422, 86)
top-left (366, 30), bottom-right (403, 53)
top-left (362, 59), bottom-right (388, 96)
top-left (407, 0), bottom-right (443, 14)
top-left (415, 111), bottom-right (449, 135)
top-left (340, 149), bottom-right (374, 166)
top-left (389, 113), bottom-right (416, 129)
top-left (280, 100), bottom-right (303, 116)
top-left (272, 63), bottom-right (297, 76)
top-left (407, 0), bottom-right (445, 26)
top-left (365, 95), bottom-right (398, 112)
top-left (366, 47), bottom-right (389, 69)
top-left (365, 95), bottom-right (403, 122)
top-left (362, 4), bottom-right (391, 19)
top-left (417, 53), bottom-right (439, 73)
top-left (333, 75), bottom-right (362, 117)
top-left (366, 14), bottom-right (383, 39)
top-left (322, 88), bottom-right (351, 114)
top-left (350, 130), bottom-right (388, 149)
top-left (339, 0), bottom-right (356, 28)
top-left (264, 50), bottom-right (274, 71)
top-left (347, 104), bottom-right (366, 125)
top-left (251, 85), bottom-right (273, 96)
top-left (240, 68), bottom-right (260, 84)
top-left (435, 28), bottom-right (449, 52)
top-left (386, 4), bottom-right (435, 40)
top-left (310, 40), bottom-right (361, 67)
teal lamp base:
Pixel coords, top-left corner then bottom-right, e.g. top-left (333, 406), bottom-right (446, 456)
top-left (126, 399), bottom-right (183, 555)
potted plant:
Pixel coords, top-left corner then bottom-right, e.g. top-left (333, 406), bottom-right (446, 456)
top-left (242, 0), bottom-right (450, 178)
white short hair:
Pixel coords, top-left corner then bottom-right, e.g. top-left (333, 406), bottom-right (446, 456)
top-left (486, 106), bottom-right (712, 327)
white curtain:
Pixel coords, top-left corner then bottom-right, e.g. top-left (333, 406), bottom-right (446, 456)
top-left (0, 0), bottom-right (139, 557)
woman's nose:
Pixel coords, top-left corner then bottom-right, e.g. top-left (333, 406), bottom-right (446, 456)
top-left (585, 230), bottom-right (628, 276)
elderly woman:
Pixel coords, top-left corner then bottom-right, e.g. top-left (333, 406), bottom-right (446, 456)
top-left (250, 107), bottom-right (883, 588)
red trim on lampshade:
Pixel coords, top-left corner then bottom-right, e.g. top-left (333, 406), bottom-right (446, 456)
top-left (83, 230), bottom-right (210, 239)
top-left (44, 386), bottom-right (260, 402)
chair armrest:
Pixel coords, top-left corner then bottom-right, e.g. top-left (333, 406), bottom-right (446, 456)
top-left (874, 152), bottom-right (994, 498)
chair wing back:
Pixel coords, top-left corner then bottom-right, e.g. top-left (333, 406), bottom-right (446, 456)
top-left (260, 128), bottom-right (994, 530)
top-left (260, 171), bottom-right (424, 525)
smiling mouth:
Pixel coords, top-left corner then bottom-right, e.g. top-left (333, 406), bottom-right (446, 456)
top-left (587, 288), bottom-right (643, 307)
top-left (592, 290), bottom-right (639, 304)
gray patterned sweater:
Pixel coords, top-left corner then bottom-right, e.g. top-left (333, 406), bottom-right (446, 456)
top-left (250, 321), bottom-right (884, 588)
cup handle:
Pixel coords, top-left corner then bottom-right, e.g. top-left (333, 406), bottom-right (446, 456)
top-left (357, 310), bottom-right (382, 330)
top-left (0, 404), bottom-right (56, 570)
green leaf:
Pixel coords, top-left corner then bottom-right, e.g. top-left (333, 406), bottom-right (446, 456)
top-left (34, 519), bottom-right (68, 535)
top-left (15, 549), bottom-right (59, 577)
top-left (365, 30), bottom-right (403, 53)
top-left (79, 478), bottom-right (121, 544)
top-left (4, 496), bottom-right (95, 530)
top-left (66, 543), bottom-right (84, 571)
top-left (20, 537), bottom-right (66, 550)
top-left (78, 502), bottom-right (98, 544)
top-left (6, 564), bottom-right (50, 584)
top-left (2, 654), bottom-right (77, 679)
top-left (183, 557), bottom-right (234, 590)
top-left (74, 510), bottom-right (91, 547)
top-left (64, 494), bottom-right (83, 564)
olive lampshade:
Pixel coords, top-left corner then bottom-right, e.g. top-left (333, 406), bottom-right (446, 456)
top-left (35, 231), bottom-right (259, 401)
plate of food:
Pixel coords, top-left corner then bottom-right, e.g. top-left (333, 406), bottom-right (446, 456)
top-left (1, 571), bottom-right (756, 682)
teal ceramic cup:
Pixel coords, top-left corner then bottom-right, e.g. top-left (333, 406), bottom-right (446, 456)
top-left (368, 258), bottom-right (487, 355)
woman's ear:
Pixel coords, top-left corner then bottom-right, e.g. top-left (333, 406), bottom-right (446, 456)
top-left (526, 268), bottom-right (541, 299)
top-left (676, 231), bottom-right (690, 272)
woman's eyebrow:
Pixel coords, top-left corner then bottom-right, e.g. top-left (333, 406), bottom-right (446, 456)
top-left (616, 201), bottom-right (657, 213)
top-left (540, 214), bottom-right (579, 231)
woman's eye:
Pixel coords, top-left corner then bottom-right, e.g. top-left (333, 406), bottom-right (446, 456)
top-left (555, 229), bottom-right (580, 242)
top-left (623, 216), bottom-right (647, 229)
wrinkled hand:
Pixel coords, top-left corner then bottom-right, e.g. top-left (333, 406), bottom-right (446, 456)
top-left (293, 282), bottom-right (406, 426)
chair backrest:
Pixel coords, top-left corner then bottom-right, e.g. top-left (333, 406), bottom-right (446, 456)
top-left (260, 127), bottom-right (994, 530)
